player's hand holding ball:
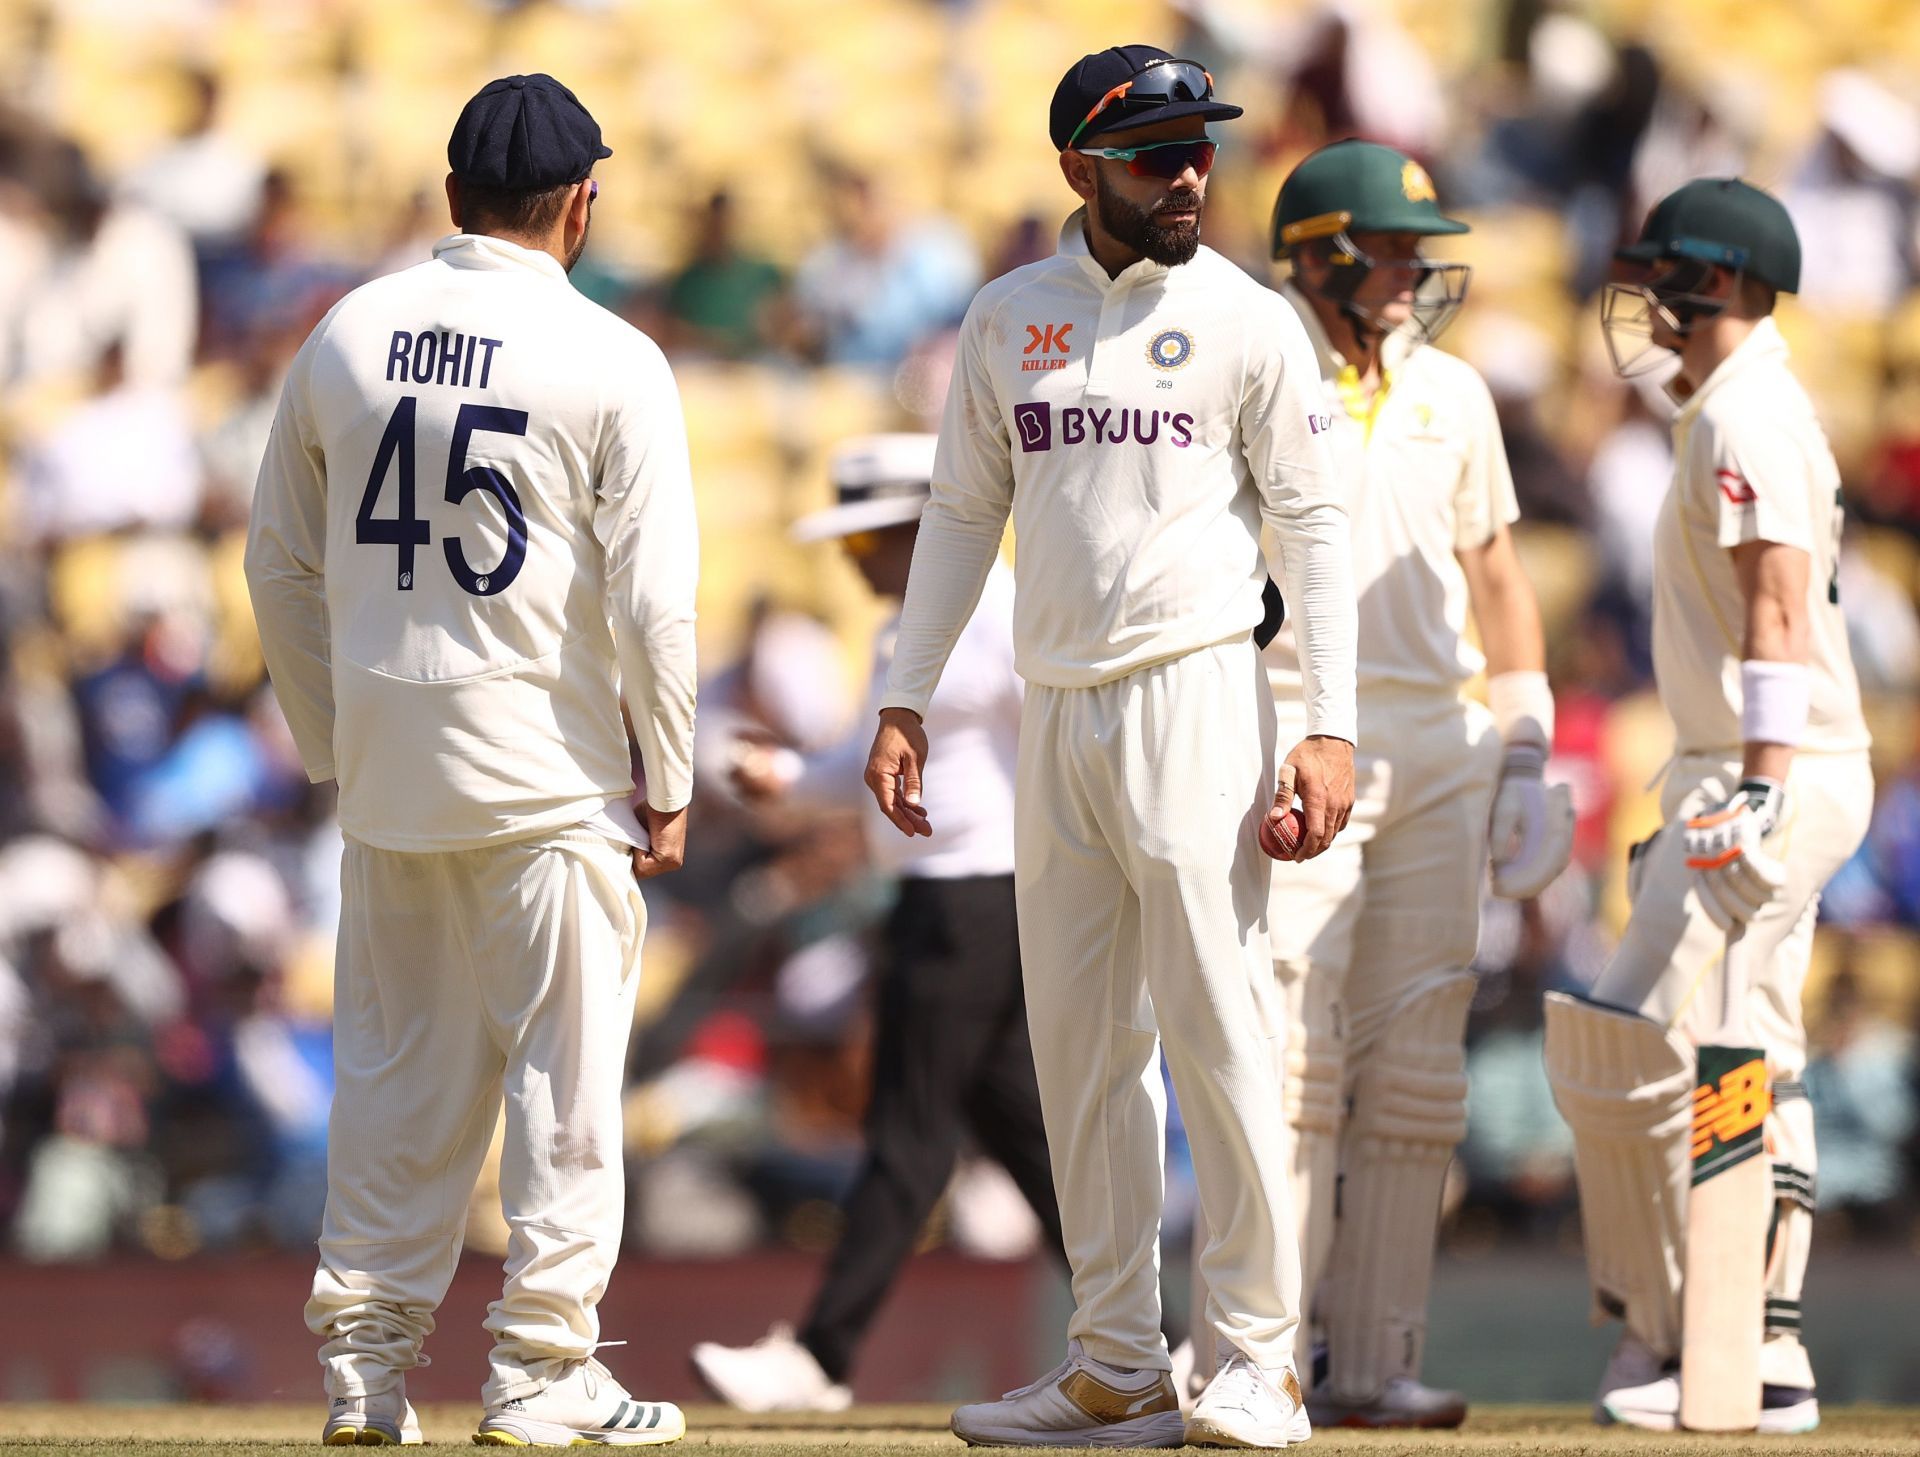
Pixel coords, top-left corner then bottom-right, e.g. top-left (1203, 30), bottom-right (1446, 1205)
top-left (1275, 735), bottom-right (1354, 861)
top-left (1488, 740), bottom-right (1575, 899)
top-left (1260, 764), bottom-right (1308, 861)
top-left (1683, 778), bottom-right (1788, 929)
top-left (866, 706), bottom-right (932, 838)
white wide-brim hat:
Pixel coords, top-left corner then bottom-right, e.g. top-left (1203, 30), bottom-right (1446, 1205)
top-left (792, 432), bottom-right (939, 542)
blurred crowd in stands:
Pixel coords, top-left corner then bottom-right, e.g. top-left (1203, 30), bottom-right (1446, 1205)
top-left (0, 0), bottom-right (1916, 1277)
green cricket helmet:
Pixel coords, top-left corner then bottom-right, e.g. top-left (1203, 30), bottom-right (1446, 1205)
top-left (1603, 177), bottom-right (1800, 377)
top-left (1272, 140), bottom-right (1472, 348)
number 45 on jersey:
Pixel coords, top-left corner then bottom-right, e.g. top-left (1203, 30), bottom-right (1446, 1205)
top-left (358, 396), bottom-right (529, 596)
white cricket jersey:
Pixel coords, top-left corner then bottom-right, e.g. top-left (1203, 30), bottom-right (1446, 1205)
top-left (1263, 283), bottom-right (1518, 700)
top-left (880, 210), bottom-right (1357, 744)
top-left (790, 563), bottom-right (1020, 880)
top-left (1653, 317), bottom-right (1867, 757)
top-left (246, 233), bottom-right (699, 852)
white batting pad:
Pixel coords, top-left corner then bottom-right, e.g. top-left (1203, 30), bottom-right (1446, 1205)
top-left (1544, 991), bottom-right (1694, 1358)
top-left (1320, 974), bottom-right (1474, 1401)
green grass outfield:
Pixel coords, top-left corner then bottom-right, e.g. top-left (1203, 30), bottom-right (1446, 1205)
top-left (0, 1404), bottom-right (1916, 1456)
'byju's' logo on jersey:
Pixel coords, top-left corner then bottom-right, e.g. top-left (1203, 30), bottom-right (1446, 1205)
top-left (1147, 328), bottom-right (1195, 371)
top-left (1014, 402), bottom-right (1053, 452)
top-left (1023, 322), bottom-right (1073, 372)
top-left (1016, 401), bottom-right (1194, 453)
top-left (1309, 412), bottom-right (1334, 434)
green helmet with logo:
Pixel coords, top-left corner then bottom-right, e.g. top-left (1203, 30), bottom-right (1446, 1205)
top-left (1271, 140), bottom-right (1472, 348)
top-left (1271, 139), bottom-right (1469, 258)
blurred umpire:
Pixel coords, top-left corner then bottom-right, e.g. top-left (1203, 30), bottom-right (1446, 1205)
top-left (248, 75), bottom-right (695, 1447)
top-left (691, 435), bottom-right (1063, 1412)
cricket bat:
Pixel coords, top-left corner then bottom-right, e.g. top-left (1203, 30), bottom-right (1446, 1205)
top-left (1679, 931), bottom-right (1772, 1432)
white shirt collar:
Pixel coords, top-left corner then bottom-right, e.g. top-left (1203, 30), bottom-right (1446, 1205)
top-left (431, 232), bottom-right (571, 284)
top-left (1675, 315), bottom-right (1789, 418)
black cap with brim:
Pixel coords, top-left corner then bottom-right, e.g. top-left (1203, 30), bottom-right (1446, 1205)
top-left (1078, 98), bottom-right (1244, 146)
top-left (1614, 177), bottom-right (1801, 293)
top-left (448, 73), bottom-right (612, 192)
top-left (1050, 45), bottom-right (1242, 151)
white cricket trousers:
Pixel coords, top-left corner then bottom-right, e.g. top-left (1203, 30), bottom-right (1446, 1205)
top-left (1015, 635), bottom-right (1299, 1373)
top-left (305, 826), bottom-right (644, 1407)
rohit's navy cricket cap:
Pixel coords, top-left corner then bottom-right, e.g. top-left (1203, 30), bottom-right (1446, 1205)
top-left (447, 74), bottom-right (611, 190)
top-left (1049, 45), bottom-right (1242, 151)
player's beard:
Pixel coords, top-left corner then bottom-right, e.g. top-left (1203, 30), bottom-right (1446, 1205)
top-left (1094, 173), bottom-right (1203, 267)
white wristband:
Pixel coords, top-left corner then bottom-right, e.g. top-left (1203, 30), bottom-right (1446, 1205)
top-left (1487, 670), bottom-right (1555, 747)
top-left (1740, 659), bottom-right (1809, 747)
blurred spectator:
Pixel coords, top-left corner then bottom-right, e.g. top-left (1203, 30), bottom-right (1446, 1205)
top-left (1586, 380), bottom-right (1674, 601)
top-left (1832, 729), bottom-right (1920, 926)
top-left (786, 166), bottom-right (978, 371)
top-left (16, 341), bottom-right (202, 543)
top-left (71, 615), bottom-right (205, 829)
top-left (371, 187), bottom-right (448, 278)
top-left (1274, 3), bottom-right (1446, 155)
top-left (6, 137), bottom-right (196, 388)
top-left (1784, 72), bottom-right (1920, 316)
top-left (664, 191), bottom-right (784, 360)
top-left (118, 69), bottom-right (266, 251)
top-left (198, 167), bottom-right (350, 357)
top-left (1468, 313), bottom-right (1592, 526)
top-left (1804, 969), bottom-right (1916, 1228)
top-left (199, 321), bottom-right (307, 527)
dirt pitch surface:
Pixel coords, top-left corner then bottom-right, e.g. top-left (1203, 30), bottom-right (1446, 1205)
top-left (0, 1404), bottom-right (1914, 1456)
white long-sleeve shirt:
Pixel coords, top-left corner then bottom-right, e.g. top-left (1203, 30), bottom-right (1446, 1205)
top-left (245, 233), bottom-right (698, 852)
top-left (1264, 281), bottom-right (1520, 700)
top-left (787, 563), bottom-right (1020, 880)
top-left (880, 211), bottom-right (1356, 743)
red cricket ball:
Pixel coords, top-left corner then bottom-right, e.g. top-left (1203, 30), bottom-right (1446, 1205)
top-left (1260, 807), bottom-right (1305, 861)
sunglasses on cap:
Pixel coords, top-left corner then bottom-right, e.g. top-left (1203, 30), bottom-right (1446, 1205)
top-left (1066, 58), bottom-right (1216, 149)
top-left (1075, 136), bottom-right (1219, 180)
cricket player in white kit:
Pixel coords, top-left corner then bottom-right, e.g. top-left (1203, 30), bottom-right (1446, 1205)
top-left (246, 75), bottom-right (697, 1448)
top-left (1550, 179), bottom-right (1870, 1434)
top-left (865, 47), bottom-right (1359, 1450)
top-left (1187, 141), bottom-right (1575, 1429)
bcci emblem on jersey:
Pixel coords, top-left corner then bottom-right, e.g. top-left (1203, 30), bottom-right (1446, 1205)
top-left (1147, 328), bottom-right (1195, 371)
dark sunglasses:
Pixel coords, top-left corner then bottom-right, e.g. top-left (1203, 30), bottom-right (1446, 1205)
top-left (1075, 137), bottom-right (1219, 180)
top-left (1066, 58), bottom-right (1216, 148)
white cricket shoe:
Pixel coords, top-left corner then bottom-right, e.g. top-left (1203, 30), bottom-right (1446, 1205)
top-left (1601, 1373), bottom-right (1820, 1434)
top-left (690, 1323), bottom-right (853, 1413)
top-left (1308, 1374), bottom-right (1466, 1429)
top-left (949, 1340), bottom-right (1184, 1447)
top-left (474, 1357), bottom-right (685, 1446)
top-left (1185, 1352), bottom-right (1311, 1449)
top-left (322, 1386), bottom-right (423, 1445)
top-left (1591, 1331), bottom-right (1668, 1424)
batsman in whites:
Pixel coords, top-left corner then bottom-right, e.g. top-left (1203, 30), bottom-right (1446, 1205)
top-left (1547, 178), bottom-right (1871, 1434)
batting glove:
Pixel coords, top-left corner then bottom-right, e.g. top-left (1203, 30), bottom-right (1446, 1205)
top-left (1684, 778), bottom-right (1788, 930)
top-left (1488, 741), bottom-right (1575, 900)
